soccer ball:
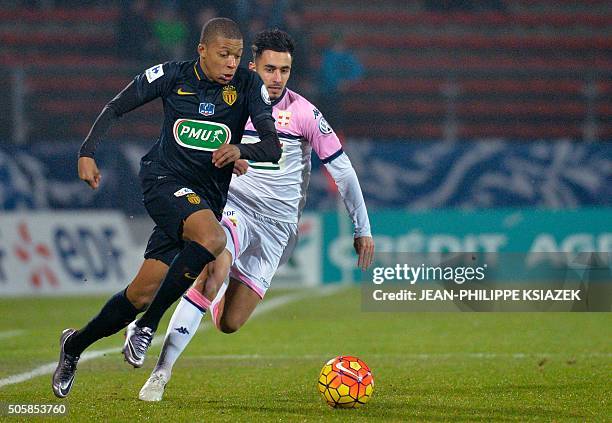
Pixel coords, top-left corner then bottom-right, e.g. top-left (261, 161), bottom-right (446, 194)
top-left (318, 355), bottom-right (374, 408)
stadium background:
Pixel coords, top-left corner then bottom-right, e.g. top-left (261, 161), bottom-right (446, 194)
top-left (0, 0), bottom-right (610, 293)
top-left (0, 1), bottom-right (610, 420)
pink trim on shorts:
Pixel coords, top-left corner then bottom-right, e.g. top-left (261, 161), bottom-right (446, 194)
top-left (185, 287), bottom-right (211, 310)
top-left (230, 268), bottom-right (265, 299)
top-left (221, 216), bottom-right (240, 258)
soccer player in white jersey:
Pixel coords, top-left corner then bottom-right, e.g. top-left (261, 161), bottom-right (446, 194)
top-left (139, 29), bottom-right (374, 401)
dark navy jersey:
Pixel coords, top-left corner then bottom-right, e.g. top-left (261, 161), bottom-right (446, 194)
top-left (130, 60), bottom-right (274, 215)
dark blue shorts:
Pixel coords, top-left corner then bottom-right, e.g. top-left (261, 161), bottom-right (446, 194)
top-left (144, 225), bottom-right (181, 266)
top-left (140, 161), bottom-right (213, 263)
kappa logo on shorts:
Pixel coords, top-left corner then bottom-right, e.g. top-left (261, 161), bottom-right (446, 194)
top-left (174, 188), bottom-right (195, 197)
top-left (259, 277), bottom-right (270, 289)
top-left (186, 193), bottom-right (201, 205)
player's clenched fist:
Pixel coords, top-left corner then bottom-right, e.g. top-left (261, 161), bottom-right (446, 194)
top-left (233, 159), bottom-right (249, 176)
top-left (212, 144), bottom-right (241, 168)
top-left (78, 156), bottom-right (101, 189)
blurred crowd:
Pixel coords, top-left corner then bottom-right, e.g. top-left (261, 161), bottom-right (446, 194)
top-left (6, 0), bottom-right (365, 132)
top-left (113, 0), bottom-right (365, 133)
top-left (113, 1), bottom-right (317, 96)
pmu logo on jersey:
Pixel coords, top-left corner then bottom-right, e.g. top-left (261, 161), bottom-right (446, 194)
top-left (199, 102), bottom-right (215, 116)
top-left (222, 85), bottom-right (237, 106)
top-left (173, 119), bottom-right (232, 151)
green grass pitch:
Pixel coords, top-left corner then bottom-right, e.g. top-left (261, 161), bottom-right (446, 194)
top-left (0, 286), bottom-right (610, 421)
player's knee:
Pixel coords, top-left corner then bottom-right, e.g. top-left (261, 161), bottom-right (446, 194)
top-left (218, 316), bottom-right (242, 334)
top-left (185, 226), bottom-right (226, 257)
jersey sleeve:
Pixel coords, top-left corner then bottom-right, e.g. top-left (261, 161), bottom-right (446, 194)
top-left (237, 72), bottom-right (281, 162)
top-left (302, 104), bottom-right (343, 163)
top-left (246, 72), bottom-right (274, 126)
top-left (78, 62), bottom-right (178, 158)
top-left (131, 62), bottom-right (179, 105)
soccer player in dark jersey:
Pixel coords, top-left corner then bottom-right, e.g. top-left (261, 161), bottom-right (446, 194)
top-left (52, 17), bottom-right (281, 398)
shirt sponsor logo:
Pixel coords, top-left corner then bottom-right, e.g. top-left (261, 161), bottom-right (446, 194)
top-left (173, 119), bottom-right (232, 151)
top-left (199, 102), bottom-right (215, 116)
top-left (174, 188), bottom-right (195, 197)
top-left (145, 64), bottom-right (164, 83)
top-left (223, 209), bottom-right (238, 226)
top-left (222, 85), bottom-right (237, 106)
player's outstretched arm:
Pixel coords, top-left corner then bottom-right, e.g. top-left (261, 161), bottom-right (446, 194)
top-left (305, 105), bottom-right (374, 269)
top-left (323, 153), bottom-right (374, 270)
top-left (78, 81), bottom-right (146, 160)
top-left (78, 63), bottom-right (176, 186)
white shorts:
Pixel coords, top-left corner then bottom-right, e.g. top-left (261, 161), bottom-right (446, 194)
top-left (220, 199), bottom-right (298, 299)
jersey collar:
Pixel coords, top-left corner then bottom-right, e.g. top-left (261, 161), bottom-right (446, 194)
top-left (193, 59), bottom-right (219, 87)
top-left (271, 88), bottom-right (287, 107)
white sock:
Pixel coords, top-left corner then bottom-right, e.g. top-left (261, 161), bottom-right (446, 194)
top-left (154, 296), bottom-right (205, 379)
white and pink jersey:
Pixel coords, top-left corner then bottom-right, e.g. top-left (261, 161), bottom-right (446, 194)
top-left (228, 88), bottom-right (342, 224)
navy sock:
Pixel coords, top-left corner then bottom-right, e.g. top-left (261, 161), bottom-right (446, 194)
top-left (65, 289), bottom-right (139, 356)
top-left (137, 241), bottom-right (215, 332)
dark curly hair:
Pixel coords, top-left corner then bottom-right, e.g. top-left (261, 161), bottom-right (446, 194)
top-left (251, 29), bottom-right (295, 61)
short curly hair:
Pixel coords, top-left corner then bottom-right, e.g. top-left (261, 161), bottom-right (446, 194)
top-left (251, 29), bottom-right (295, 61)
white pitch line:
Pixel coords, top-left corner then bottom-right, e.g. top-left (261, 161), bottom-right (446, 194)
top-left (0, 285), bottom-right (344, 389)
top-left (0, 330), bottom-right (24, 340)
